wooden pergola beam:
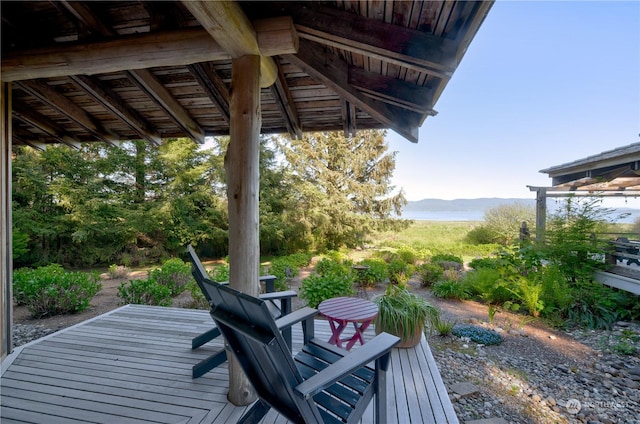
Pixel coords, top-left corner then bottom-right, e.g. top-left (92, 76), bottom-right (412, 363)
top-left (70, 75), bottom-right (162, 146)
top-left (187, 63), bottom-right (230, 125)
top-left (286, 39), bottom-right (422, 143)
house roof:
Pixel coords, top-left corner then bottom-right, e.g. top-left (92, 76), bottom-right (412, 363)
top-left (537, 142), bottom-right (640, 193)
top-left (1, 1), bottom-right (493, 148)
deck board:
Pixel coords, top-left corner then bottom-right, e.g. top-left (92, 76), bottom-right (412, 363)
top-left (1, 304), bottom-right (457, 423)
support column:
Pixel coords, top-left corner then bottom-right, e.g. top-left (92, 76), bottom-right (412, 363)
top-left (1, 82), bottom-right (13, 360)
top-left (225, 55), bottom-right (261, 406)
top-left (535, 188), bottom-right (547, 243)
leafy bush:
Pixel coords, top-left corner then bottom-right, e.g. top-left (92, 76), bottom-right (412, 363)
top-left (148, 258), bottom-right (192, 296)
top-left (107, 264), bottom-right (130, 279)
top-left (465, 225), bottom-right (498, 245)
top-left (299, 272), bottom-right (354, 308)
top-left (396, 247), bottom-right (419, 265)
top-left (468, 256), bottom-right (499, 270)
top-left (452, 324), bottom-right (503, 345)
top-left (387, 259), bottom-right (413, 285)
top-left (432, 314), bottom-right (457, 336)
top-left (461, 267), bottom-right (512, 304)
top-left (508, 276), bottom-right (544, 317)
top-left (12, 264), bottom-right (102, 318)
top-left (416, 262), bottom-right (444, 287)
top-left (315, 258), bottom-right (351, 277)
top-left (210, 264), bottom-right (230, 283)
top-left (354, 258), bottom-right (388, 287)
top-left (431, 253), bottom-right (463, 266)
top-left (117, 279), bottom-right (172, 306)
top-left (431, 280), bottom-right (470, 300)
top-left (186, 280), bottom-right (209, 309)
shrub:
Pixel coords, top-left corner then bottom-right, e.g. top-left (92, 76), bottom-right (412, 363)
top-left (148, 258), bottom-right (192, 296)
top-left (107, 264), bottom-right (130, 279)
top-left (431, 253), bottom-right (463, 266)
top-left (387, 259), bottom-right (413, 285)
top-left (431, 280), bottom-right (470, 300)
top-left (13, 264), bottom-right (102, 318)
top-left (468, 256), bottom-right (499, 270)
top-left (432, 315), bottom-right (457, 336)
top-left (354, 258), bottom-right (388, 287)
top-left (315, 258), bottom-right (350, 277)
top-left (396, 247), bottom-right (419, 265)
top-left (415, 262), bottom-right (443, 287)
top-left (462, 267), bottom-right (513, 304)
top-left (299, 272), bottom-right (354, 308)
top-left (452, 324), bottom-right (503, 345)
top-left (186, 280), bottom-right (209, 309)
top-left (466, 225), bottom-right (498, 245)
top-left (117, 279), bottom-right (172, 306)
top-left (508, 276), bottom-right (544, 317)
top-left (210, 264), bottom-right (230, 283)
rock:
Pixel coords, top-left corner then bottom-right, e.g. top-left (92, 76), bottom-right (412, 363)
top-left (449, 382), bottom-right (479, 397)
top-left (628, 367), bottom-right (640, 376)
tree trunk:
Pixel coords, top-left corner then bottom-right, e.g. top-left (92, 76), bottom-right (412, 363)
top-left (225, 55), bottom-right (261, 406)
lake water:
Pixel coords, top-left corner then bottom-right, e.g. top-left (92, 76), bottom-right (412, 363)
top-left (397, 210), bottom-right (485, 222)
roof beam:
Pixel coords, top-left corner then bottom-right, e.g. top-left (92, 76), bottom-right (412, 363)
top-left (12, 101), bottom-right (81, 149)
top-left (1, 28), bottom-right (228, 82)
top-left (348, 66), bottom-right (437, 113)
top-left (70, 75), bottom-right (162, 146)
top-left (127, 69), bottom-right (205, 144)
top-left (284, 4), bottom-right (456, 79)
top-left (16, 80), bottom-right (117, 145)
top-left (180, 2), bottom-right (298, 88)
top-left (187, 63), bottom-right (230, 124)
top-left (286, 39), bottom-right (421, 143)
top-left (341, 100), bottom-right (357, 139)
top-left (270, 60), bottom-right (302, 139)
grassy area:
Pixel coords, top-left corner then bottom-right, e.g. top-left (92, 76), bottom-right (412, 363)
top-left (372, 220), bottom-right (499, 262)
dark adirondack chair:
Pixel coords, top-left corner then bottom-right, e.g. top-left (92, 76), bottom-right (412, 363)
top-left (208, 282), bottom-right (400, 424)
top-left (186, 245), bottom-right (297, 378)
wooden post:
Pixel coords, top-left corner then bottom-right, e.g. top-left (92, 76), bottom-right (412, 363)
top-left (535, 188), bottom-right (547, 243)
top-left (225, 55), bottom-right (261, 406)
top-left (1, 82), bottom-right (13, 360)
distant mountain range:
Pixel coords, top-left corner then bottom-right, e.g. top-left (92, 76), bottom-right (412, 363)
top-left (402, 197), bottom-right (640, 217)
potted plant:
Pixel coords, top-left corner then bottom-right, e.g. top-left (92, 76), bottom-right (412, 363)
top-left (373, 284), bottom-right (440, 348)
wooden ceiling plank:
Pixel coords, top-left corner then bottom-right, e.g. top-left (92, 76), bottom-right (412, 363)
top-left (286, 4), bottom-right (456, 78)
top-left (70, 75), bottom-right (162, 146)
top-left (180, 1), bottom-right (287, 88)
top-left (1, 28), bottom-right (229, 82)
top-left (57, 0), bottom-right (116, 37)
top-left (127, 69), bottom-right (205, 144)
top-left (270, 60), bottom-right (302, 139)
top-left (187, 63), bottom-right (230, 124)
top-left (12, 101), bottom-right (81, 149)
top-left (348, 66), bottom-right (436, 112)
top-left (16, 80), bottom-right (116, 145)
top-left (286, 39), bottom-right (421, 143)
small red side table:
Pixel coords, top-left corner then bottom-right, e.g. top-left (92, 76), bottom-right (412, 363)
top-left (318, 297), bottom-right (379, 350)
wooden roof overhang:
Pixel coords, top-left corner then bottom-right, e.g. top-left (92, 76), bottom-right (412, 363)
top-left (1, 1), bottom-right (493, 148)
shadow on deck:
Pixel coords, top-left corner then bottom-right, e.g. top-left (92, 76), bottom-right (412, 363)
top-left (1, 304), bottom-right (457, 423)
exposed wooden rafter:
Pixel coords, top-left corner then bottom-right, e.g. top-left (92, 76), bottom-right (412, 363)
top-left (348, 67), bottom-right (437, 114)
top-left (341, 100), bottom-right (357, 138)
top-left (12, 101), bottom-right (81, 149)
top-left (284, 3), bottom-right (457, 79)
top-left (270, 60), bottom-right (302, 139)
top-left (15, 80), bottom-right (117, 145)
top-left (70, 75), bottom-right (162, 146)
top-left (127, 69), bottom-right (206, 144)
top-left (286, 39), bottom-right (421, 143)
top-left (187, 63), bottom-right (230, 125)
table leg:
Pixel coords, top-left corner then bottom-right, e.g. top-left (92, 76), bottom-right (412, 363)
top-left (345, 319), bottom-right (373, 350)
top-left (327, 319), bottom-right (347, 348)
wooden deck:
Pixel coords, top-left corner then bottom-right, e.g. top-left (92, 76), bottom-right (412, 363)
top-left (1, 305), bottom-right (458, 423)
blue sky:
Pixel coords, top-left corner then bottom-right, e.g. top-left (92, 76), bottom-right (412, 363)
top-left (387, 1), bottom-right (640, 205)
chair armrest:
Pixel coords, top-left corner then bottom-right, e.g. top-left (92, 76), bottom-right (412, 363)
top-left (294, 332), bottom-right (400, 400)
top-left (259, 290), bottom-right (297, 301)
top-left (275, 307), bottom-right (317, 330)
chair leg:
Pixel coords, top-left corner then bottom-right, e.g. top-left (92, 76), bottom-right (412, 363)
top-left (192, 350), bottom-right (227, 378)
top-left (192, 327), bottom-right (221, 349)
top-left (238, 399), bottom-right (271, 424)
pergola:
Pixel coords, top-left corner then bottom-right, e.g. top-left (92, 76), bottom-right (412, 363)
top-left (529, 142), bottom-right (640, 240)
top-left (0, 0), bottom-right (493, 401)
